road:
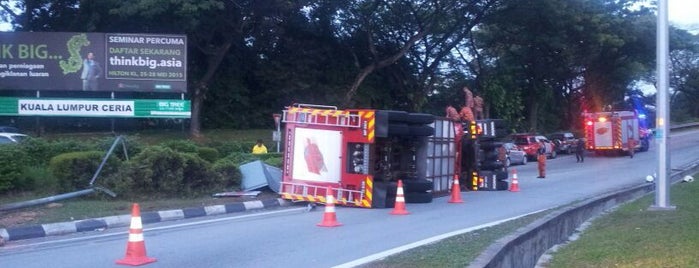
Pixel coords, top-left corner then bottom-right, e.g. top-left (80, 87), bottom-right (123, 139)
top-left (2, 129), bottom-right (698, 268)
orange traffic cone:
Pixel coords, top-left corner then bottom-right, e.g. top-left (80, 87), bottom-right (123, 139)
top-left (390, 180), bottom-right (410, 215)
top-left (116, 203), bottom-right (157, 266)
top-left (317, 187), bottom-right (342, 227)
top-left (448, 174), bottom-right (464, 203)
top-left (509, 169), bottom-right (520, 192)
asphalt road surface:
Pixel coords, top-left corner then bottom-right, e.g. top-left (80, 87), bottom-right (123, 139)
top-left (2, 129), bottom-right (698, 268)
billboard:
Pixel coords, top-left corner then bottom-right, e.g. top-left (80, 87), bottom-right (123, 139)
top-left (0, 32), bottom-right (187, 92)
top-left (0, 97), bottom-right (190, 118)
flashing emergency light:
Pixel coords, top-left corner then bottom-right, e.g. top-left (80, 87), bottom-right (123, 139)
top-left (598, 117), bottom-right (607, 122)
top-left (638, 113), bottom-right (647, 119)
top-left (586, 121), bottom-right (593, 126)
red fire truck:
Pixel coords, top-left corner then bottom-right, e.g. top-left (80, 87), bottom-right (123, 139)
top-left (582, 110), bottom-right (650, 155)
top-left (278, 103), bottom-right (509, 208)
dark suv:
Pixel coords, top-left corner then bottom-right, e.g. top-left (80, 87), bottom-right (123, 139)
top-left (549, 132), bottom-right (576, 154)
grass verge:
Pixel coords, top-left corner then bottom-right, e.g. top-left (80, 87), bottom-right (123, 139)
top-left (547, 174), bottom-right (699, 267)
top-left (0, 192), bottom-right (277, 229)
top-left (359, 210), bottom-right (550, 267)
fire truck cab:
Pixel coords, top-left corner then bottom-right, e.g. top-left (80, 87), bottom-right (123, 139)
top-left (582, 110), bottom-right (650, 155)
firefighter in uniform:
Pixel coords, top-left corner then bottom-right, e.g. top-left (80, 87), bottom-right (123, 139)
top-left (628, 138), bottom-right (636, 158)
top-left (537, 141), bottom-right (547, 178)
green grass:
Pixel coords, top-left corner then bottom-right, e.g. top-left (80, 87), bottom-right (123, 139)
top-left (359, 211), bottom-right (549, 267)
top-left (0, 193), bottom-right (273, 229)
top-left (547, 175), bottom-right (699, 267)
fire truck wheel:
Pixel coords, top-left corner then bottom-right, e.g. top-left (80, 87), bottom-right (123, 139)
top-left (406, 113), bottom-right (435, 124)
top-left (640, 139), bottom-right (650, 152)
top-left (403, 179), bottom-right (432, 193)
top-left (481, 161), bottom-right (504, 170)
top-left (496, 180), bottom-right (509, 191)
top-left (496, 170), bottom-right (508, 180)
top-left (383, 110), bottom-right (410, 122)
top-left (384, 181), bottom-right (398, 196)
top-left (409, 125), bottom-right (435, 136)
top-left (388, 123), bottom-right (410, 136)
top-left (404, 192), bottom-right (433, 203)
top-left (480, 141), bottom-right (504, 150)
top-left (386, 196), bottom-right (396, 208)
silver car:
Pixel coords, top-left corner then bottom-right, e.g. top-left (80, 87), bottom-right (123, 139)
top-left (503, 142), bottom-right (527, 166)
top-left (0, 133), bottom-right (28, 144)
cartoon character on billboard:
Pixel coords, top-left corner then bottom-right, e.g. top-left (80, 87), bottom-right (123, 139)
top-left (304, 137), bottom-right (327, 175)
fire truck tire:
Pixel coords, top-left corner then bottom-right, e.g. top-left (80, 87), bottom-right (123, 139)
top-left (495, 170), bottom-right (508, 180)
top-left (496, 180), bottom-right (509, 191)
top-left (409, 125), bottom-right (435, 136)
top-left (384, 110), bottom-right (410, 122)
top-left (483, 150), bottom-right (499, 161)
top-left (404, 192), bottom-right (433, 203)
top-left (481, 161), bottom-right (504, 170)
top-left (386, 196), bottom-right (396, 208)
top-left (406, 113), bottom-right (435, 124)
top-left (403, 179), bottom-right (432, 193)
top-left (480, 142), bottom-right (504, 150)
top-left (388, 123), bottom-right (410, 136)
top-left (640, 139), bottom-right (650, 152)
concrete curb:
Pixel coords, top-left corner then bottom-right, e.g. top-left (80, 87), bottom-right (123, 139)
top-left (468, 160), bottom-right (699, 268)
top-left (0, 198), bottom-right (291, 242)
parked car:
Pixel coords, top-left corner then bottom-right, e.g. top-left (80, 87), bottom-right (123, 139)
top-left (0, 126), bottom-right (20, 133)
top-left (510, 133), bottom-right (557, 160)
top-left (0, 132), bottom-right (27, 144)
top-left (549, 132), bottom-right (577, 154)
top-left (503, 142), bottom-right (527, 166)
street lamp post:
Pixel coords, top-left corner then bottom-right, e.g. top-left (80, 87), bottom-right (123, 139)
top-left (650, 0), bottom-right (675, 211)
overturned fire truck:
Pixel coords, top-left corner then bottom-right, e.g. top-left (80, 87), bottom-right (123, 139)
top-left (279, 104), bottom-right (509, 208)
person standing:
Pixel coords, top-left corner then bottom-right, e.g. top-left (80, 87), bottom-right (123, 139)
top-left (628, 138), bottom-right (636, 158)
top-left (537, 141), bottom-right (547, 178)
top-left (473, 94), bottom-right (484, 120)
top-left (252, 139), bottom-right (268, 154)
top-left (575, 138), bottom-right (586, 163)
top-left (81, 52), bottom-right (102, 91)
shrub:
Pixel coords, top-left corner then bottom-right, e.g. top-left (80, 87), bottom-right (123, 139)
top-left (162, 140), bottom-right (198, 153)
top-left (212, 158), bottom-right (243, 189)
top-left (49, 151), bottom-right (122, 192)
top-left (197, 147), bottom-right (220, 163)
top-left (93, 135), bottom-right (143, 161)
top-left (206, 140), bottom-right (256, 156)
top-left (0, 145), bottom-right (32, 193)
top-left (109, 146), bottom-right (223, 198)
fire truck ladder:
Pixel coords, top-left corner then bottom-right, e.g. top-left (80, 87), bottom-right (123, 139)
top-left (280, 181), bottom-right (365, 207)
top-left (282, 103), bottom-right (361, 128)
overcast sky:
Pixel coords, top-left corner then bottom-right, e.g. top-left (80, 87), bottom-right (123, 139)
top-left (669, 0), bottom-right (699, 27)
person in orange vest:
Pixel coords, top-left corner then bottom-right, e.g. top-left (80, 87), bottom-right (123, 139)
top-left (628, 138), bottom-right (636, 158)
top-left (473, 94), bottom-right (484, 120)
top-left (446, 105), bottom-right (460, 121)
top-left (459, 105), bottom-right (475, 122)
top-left (537, 141), bottom-right (547, 178)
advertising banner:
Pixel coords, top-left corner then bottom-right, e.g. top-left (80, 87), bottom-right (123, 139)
top-left (0, 32), bottom-right (187, 92)
top-left (0, 97), bottom-right (190, 118)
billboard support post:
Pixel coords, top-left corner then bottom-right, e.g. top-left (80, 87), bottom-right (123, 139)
top-left (273, 113), bottom-right (282, 153)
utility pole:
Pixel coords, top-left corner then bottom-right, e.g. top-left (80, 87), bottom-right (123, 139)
top-left (650, 0), bottom-right (675, 211)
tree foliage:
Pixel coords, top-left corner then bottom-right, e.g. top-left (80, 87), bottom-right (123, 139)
top-left (1, 0), bottom-right (698, 135)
